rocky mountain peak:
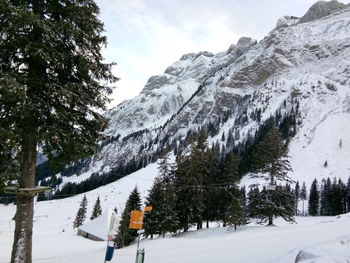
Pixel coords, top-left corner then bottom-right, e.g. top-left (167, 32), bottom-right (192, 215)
top-left (299, 0), bottom-right (347, 23)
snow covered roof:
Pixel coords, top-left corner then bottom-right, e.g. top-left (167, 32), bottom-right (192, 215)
top-left (78, 209), bottom-right (118, 241)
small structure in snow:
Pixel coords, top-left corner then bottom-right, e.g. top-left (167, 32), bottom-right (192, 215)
top-left (78, 209), bottom-right (118, 241)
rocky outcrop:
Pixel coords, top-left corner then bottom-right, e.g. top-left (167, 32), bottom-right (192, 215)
top-left (299, 0), bottom-right (347, 23)
top-left (276, 16), bottom-right (299, 29)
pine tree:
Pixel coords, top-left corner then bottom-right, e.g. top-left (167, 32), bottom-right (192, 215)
top-left (339, 178), bottom-right (347, 214)
top-left (175, 131), bottom-right (209, 231)
top-left (224, 152), bottom-right (240, 183)
top-left (308, 179), bottom-right (319, 216)
top-left (143, 178), bottom-right (164, 238)
top-left (0, 1), bottom-right (117, 261)
top-left (320, 178), bottom-right (331, 216)
top-left (90, 196), bottom-right (102, 220)
top-left (254, 185), bottom-right (295, 225)
top-left (252, 126), bottom-right (294, 225)
top-left (300, 182), bottom-right (307, 216)
top-left (253, 126), bottom-right (293, 185)
top-left (221, 132), bottom-right (226, 142)
top-left (225, 187), bottom-right (248, 230)
top-left (218, 152), bottom-right (241, 226)
top-left (73, 195), bottom-right (88, 228)
top-left (247, 186), bottom-right (260, 218)
top-left (294, 181), bottom-right (300, 216)
top-left (329, 178), bottom-right (346, 216)
top-left (347, 177), bottom-right (350, 213)
top-left (175, 152), bottom-right (202, 232)
top-left (158, 153), bottom-right (179, 234)
top-left (115, 187), bottom-right (142, 248)
top-left (203, 145), bottom-right (221, 228)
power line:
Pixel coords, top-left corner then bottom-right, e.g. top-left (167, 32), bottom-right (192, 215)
top-left (0, 181), bottom-right (243, 202)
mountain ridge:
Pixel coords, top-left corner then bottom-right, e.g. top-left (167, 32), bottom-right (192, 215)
top-left (47, 1), bottom-right (350, 192)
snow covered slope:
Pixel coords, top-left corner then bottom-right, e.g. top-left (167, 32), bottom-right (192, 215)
top-left (56, 1), bottom-right (350, 190)
top-left (2, 193), bottom-right (350, 263)
top-left (2, 158), bottom-right (350, 262)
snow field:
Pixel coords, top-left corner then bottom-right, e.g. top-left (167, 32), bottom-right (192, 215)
top-left (2, 202), bottom-right (350, 263)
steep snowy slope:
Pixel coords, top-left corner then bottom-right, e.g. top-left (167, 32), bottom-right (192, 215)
top-left (57, 1), bottom-right (350, 189)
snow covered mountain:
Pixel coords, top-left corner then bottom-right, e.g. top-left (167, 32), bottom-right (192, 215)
top-left (57, 0), bottom-right (350, 189)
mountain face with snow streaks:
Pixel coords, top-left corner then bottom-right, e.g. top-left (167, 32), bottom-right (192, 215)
top-left (58, 1), bottom-right (350, 188)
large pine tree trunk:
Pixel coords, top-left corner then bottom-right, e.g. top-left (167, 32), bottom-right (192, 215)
top-left (268, 215), bottom-right (273, 226)
top-left (11, 134), bottom-right (37, 263)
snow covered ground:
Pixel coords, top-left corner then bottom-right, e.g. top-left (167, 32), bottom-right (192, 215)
top-left (1, 162), bottom-right (350, 263)
top-left (1, 204), bottom-right (350, 263)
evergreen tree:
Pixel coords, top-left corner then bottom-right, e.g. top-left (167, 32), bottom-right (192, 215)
top-left (320, 178), bottom-right (331, 216)
top-left (225, 187), bottom-right (248, 230)
top-left (160, 179), bottom-right (179, 235)
top-left (247, 186), bottom-right (260, 218)
top-left (175, 131), bottom-right (209, 231)
top-left (143, 178), bottom-right (164, 238)
top-left (73, 195), bottom-right (87, 228)
top-left (300, 182), bottom-right (308, 216)
top-left (203, 145), bottom-right (221, 227)
top-left (254, 185), bottom-right (295, 225)
top-left (144, 154), bottom-right (179, 238)
top-left (221, 132), bottom-right (226, 142)
top-left (0, 1), bottom-right (117, 261)
top-left (240, 187), bottom-right (249, 225)
top-left (339, 178), bottom-right (347, 214)
top-left (308, 179), bottom-right (319, 216)
top-left (347, 177), bottom-right (350, 213)
top-left (253, 126), bottom-right (293, 185)
top-left (329, 178), bottom-right (346, 215)
top-left (224, 152), bottom-right (240, 183)
top-left (294, 181), bottom-right (300, 216)
top-left (175, 152), bottom-right (202, 232)
top-left (252, 126), bottom-right (294, 225)
top-left (90, 196), bottom-right (102, 220)
top-left (115, 187), bottom-right (142, 248)
top-left (157, 152), bottom-right (179, 234)
top-left (219, 152), bottom-right (241, 226)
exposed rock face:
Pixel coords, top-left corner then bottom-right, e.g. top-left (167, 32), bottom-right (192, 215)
top-left (294, 250), bottom-right (319, 262)
top-left (236, 37), bottom-right (257, 52)
top-left (276, 16), bottom-right (299, 29)
top-left (299, 0), bottom-right (347, 23)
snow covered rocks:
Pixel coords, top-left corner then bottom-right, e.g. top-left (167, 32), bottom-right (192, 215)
top-left (299, 0), bottom-right (347, 23)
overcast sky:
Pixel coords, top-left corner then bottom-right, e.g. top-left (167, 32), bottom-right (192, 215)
top-left (95, 0), bottom-right (350, 108)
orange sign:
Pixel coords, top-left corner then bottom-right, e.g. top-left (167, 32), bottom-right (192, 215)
top-left (130, 211), bottom-right (143, 223)
top-left (144, 206), bottom-right (153, 212)
top-left (129, 222), bottom-right (143, 230)
top-left (129, 210), bottom-right (144, 229)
